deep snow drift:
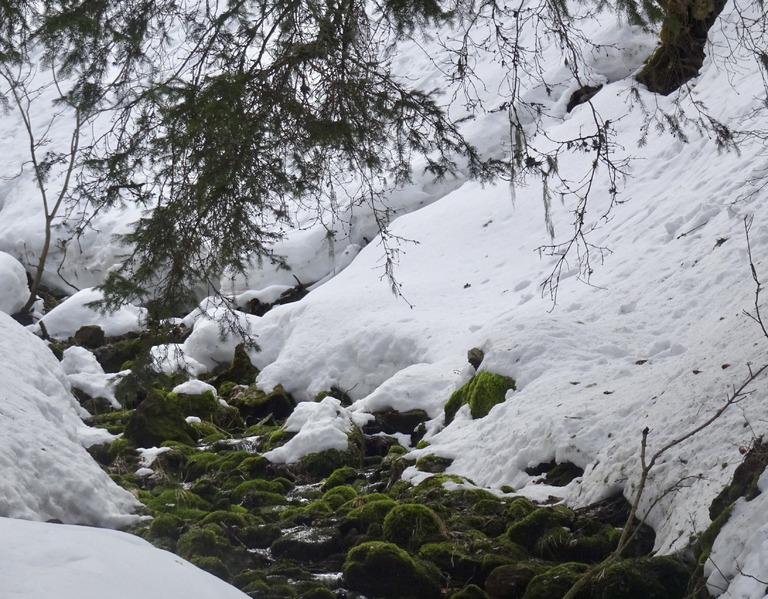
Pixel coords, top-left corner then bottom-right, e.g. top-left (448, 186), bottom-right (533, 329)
top-left (2, 0), bottom-right (768, 597)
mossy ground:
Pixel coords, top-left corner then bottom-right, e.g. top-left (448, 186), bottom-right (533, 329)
top-left (89, 357), bottom-right (698, 598)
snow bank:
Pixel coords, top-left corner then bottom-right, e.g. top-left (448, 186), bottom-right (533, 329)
top-left (39, 287), bottom-right (146, 339)
top-left (61, 346), bottom-right (123, 409)
top-left (0, 312), bottom-right (139, 526)
top-left (0, 517), bottom-right (249, 599)
top-left (264, 397), bottom-right (368, 464)
top-left (0, 251), bottom-right (28, 315)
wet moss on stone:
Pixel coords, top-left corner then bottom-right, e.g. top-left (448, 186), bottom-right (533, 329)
top-left (343, 541), bottom-right (441, 599)
top-left (444, 371), bottom-right (516, 425)
top-left (383, 503), bottom-right (448, 551)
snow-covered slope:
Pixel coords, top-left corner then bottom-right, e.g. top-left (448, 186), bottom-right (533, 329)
top-left (0, 311), bottom-right (139, 526)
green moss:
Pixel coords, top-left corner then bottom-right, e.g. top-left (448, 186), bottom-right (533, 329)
top-left (709, 440), bottom-right (768, 520)
top-left (279, 500), bottom-right (334, 525)
top-left (695, 505), bottom-right (733, 565)
top-left (190, 555), bottom-right (230, 580)
top-left (343, 541), bottom-right (441, 599)
top-left (507, 506), bottom-right (574, 550)
top-left (383, 503), bottom-right (448, 551)
top-left (419, 541), bottom-right (514, 587)
top-left (322, 485), bottom-right (358, 510)
top-left (444, 371), bottom-right (516, 425)
top-left (500, 485), bottom-right (516, 494)
top-left (146, 488), bottom-right (210, 514)
top-left (322, 466), bottom-right (360, 491)
top-left (123, 392), bottom-right (196, 447)
top-left (347, 498), bottom-right (398, 532)
top-left (506, 496), bottom-right (538, 520)
top-left (590, 556), bottom-right (691, 599)
top-left (416, 454), bottom-right (453, 473)
top-left (232, 479), bottom-right (288, 509)
top-left (146, 513), bottom-right (185, 541)
top-left (230, 383), bottom-right (295, 425)
top-left (449, 584), bottom-right (488, 599)
top-left (300, 448), bottom-right (362, 481)
top-left (237, 455), bottom-right (270, 478)
top-left (523, 562), bottom-right (590, 599)
top-left (388, 444), bottom-right (407, 455)
top-left (415, 440), bottom-right (430, 449)
top-left (299, 588), bottom-right (336, 599)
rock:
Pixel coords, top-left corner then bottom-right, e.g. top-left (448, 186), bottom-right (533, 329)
top-left (74, 325), bottom-right (106, 349)
top-left (343, 541), bottom-right (441, 599)
top-left (123, 392), bottom-right (196, 447)
top-left (271, 526), bottom-right (344, 562)
top-left (485, 562), bottom-right (548, 598)
top-left (467, 347), bottom-right (484, 370)
top-left (230, 383), bottom-right (296, 425)
top-left (383, 503), bottom-right (447, 551)
top-left (364, 408), bottom-right (430, 436)
top-left (444, 371), bottom-right (516, 425)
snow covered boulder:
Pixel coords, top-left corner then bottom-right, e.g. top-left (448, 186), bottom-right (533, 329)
top-left (0, 311), bottom-right (139, 526)
top-left (0, 251), bottom-right (28, 315)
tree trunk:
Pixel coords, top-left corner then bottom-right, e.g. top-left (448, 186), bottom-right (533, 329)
top-left (636, 0), bottom-right (727, 95)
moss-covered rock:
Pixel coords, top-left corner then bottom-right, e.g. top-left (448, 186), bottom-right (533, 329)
top-left (299, 447), bottom-right (362, 482)
top-left (444, 371), bottom-right (516, 425)
top-left (322, 466), bottom-right (361, 491)
top-left (416, 454), bottom-right (454, 473)
top-left (365, 409), bottom-right (430, 435)
top-left (208, 343), bottom-right (259, 389)
top-left (190, 555), bottom-right (230, 580)
top-left (590, 556), bottom-right (690, 599)
top-left (322, 485), bottom-right (358, 510)
top-left (506, 506), bottom-right (574, 551)
top-left (346, 497), bottom-right (398, 532)
top-left (523, 562), bottom-right (590, 599)
top-left (485, 561), bottom-right (549, 599)
top-left (146, 488), bottom-right (210, 514)
top-left (123, 392), bottom-right (196, 447)
top-left (271, 526), bottom-right (344, 562)
top-left (229, 383), bottom-right (296, 425)
top-left (146, 512), bottom-right (185, 544)
top-left (343, 541), bottom-right (441, 599)
top-left (450, 584), bottom-right (488, 599)
top-left (168, 389), bottom-right (243, 430)
top-left (419, 541), bottom-right (515, 587)
top-left (383, 503), bottom-right (447, 551)
top-left (709, 439), bottom-right (768, 520)
top-left (232, 479), bottom-right (288, 509)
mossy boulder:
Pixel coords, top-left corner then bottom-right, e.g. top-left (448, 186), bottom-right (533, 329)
top-left (419, 541), bottom-right (515, 587)
top-left (146, 488), bottom-right (210, 514)
top-left (74, 325), bottom-right (106, 349)
top-left (450, 584), bottom-right (488, 599)
top-left (444, 372), bottom-right (516, 425)
top-left (123, 392), bottom-right (196, 447)
top-left (146, 512), bottom-right (185, 544)
top-left (365, 409), bottom-right (430, 435)
top-left (506, 506), bottom-right (574, 550)
top-left (271, 526), bottom-right (344, 562)
top-left (416, 454), bottom-right (454, 473)
top-left (232, 479), bottom-right (288, 509)
top-left (346, 498), bottom-right (398, 533)
top-left (383, 503), bottom-right (447, 551)
top-left (229, 384), bottom-right (296, 425)
top-left (322, 485), bottom-right (358, 510)
top-left (523, 562), bottom-right (590, 599)
top-left (321, 466), bottom-right (361, 491)
top-left (590, 556), bottom-right (690, 599)
top-left (208, 343), bottom-right (259, 389)
top-left (343, 541), bottom-right (441, 599)
top-left (485, 562), bottom-right (549, 599)
top-left (190, 555), bottom-right (230, 580)
top-left (709, 439), bottom-right (768, 520)
top-left (93, 334), bottom-right (147, 373)
top-left (299, 447), bottom-right (363, 481)
top-left (169, 390), bottom-right (244, 430)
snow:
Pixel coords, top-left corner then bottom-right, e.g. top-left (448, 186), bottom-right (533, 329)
top-left (0, 251), bottom-right (28, 315)
top-left (0, 517), bottom-right (249, 599)
top-left (38, 288), bottom-right (146, 339)
top-left (1, 0), bottom-right (768, 596)
top-left (0, 312), bottom-right (139, 526)
top-left (60, 346), bottom-right (123, 409)
top-left (172, 379), bottom-right (218, 397)
top-left (263, 397), bottom-right (369, 464)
